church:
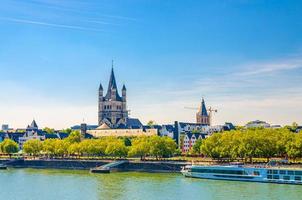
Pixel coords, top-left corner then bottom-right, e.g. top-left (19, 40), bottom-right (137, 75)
top-left (97, 66), bottom-right (143, 129)
top-left (87, 65), bottom-right (157, 138)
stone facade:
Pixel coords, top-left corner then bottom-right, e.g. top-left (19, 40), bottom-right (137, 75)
top-left (87, 128), bottom-right (157, 138)
top-left (196, 98), bottom-right (210, 125)
top-left (98, 67), bottom-right (128, 128)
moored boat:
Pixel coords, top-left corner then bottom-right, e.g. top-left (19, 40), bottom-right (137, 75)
top-left (181, 164), bottom-right (302, 185)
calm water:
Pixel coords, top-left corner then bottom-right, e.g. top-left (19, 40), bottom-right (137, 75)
top-left (0, 169), bottom-right (301, 200)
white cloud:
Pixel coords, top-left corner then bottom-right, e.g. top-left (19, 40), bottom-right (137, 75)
top-left (0, 17), bottom-right (107, 32)
top-left (233, 57), bottom-right (302, 76)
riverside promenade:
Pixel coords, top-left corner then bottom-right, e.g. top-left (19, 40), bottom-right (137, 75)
top-left (0, 159), bottom-right (188, 172)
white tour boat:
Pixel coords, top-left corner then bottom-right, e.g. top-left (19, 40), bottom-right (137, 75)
top-left (181, 164), bottom-right (302, 185)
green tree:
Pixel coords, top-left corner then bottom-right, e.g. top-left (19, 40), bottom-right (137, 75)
top-left (0, 139), bottom-right (19, 157)
top-left (79, 140), bottom-right (100, 157)
top-left (43, 127), bottom-right (55, 134)
top-left (66, 131), bottom-right (82, 143)
top-left (149, 136), bottom-right (177, 159)
top-left (23, 139), bottom-right (43, 156)
top-left (61, 128), bottom-right (72, 134)
top-left (94, 138), bottom-right (110, 156)
top-left (68, 143), bottom-right (81, 157)
top-left (105, 139), bottom-right (128, 158)
top-left (292, 122), bottom-right (299, 132)
top-left (201, 133), bottom-right (222, 160)
top-left (42, 139), bottom-right (57, 157)
top-left (123, 137), bottom-right (132, 147)
top-left (286, 133), bottom-right (302, 160)
top-left (54, 140), bottom-right (70, 157)
top-left (128, 136), bottom-right (150, 160)
top-left (147, 120), bottom-right (157, 127)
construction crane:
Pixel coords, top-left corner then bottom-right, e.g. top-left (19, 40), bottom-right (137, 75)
top-left (184, 106), bottom-right (218, 125)
top-left (207, 107), bottom-right (218, 126)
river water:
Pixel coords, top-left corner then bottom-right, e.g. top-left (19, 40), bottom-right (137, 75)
top-left (0, 168), bottom-right (301, 200)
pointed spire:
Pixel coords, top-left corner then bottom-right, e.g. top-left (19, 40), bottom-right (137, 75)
top-left (30, 119), bottom-right (38, 129)
top-left (122, 84), bottom-right (126, 91)
top-left (107, 65), bottom-right (117, 91)
top-left (104, 62), bottom-right (122, 101)
top-left (99, 82), bottom-right (103, 90)
top-left (201, 98), bottom-right (208, 116)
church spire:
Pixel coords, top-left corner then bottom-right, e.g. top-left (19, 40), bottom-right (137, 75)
top-left (107, 64), bottom-right (118, 91)
top-left (104, 62), bottom-right (122, 101)
top-left (198, 98), bottom-right (208, 116)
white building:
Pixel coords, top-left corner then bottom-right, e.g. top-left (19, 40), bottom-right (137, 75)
top-left (1, 124), bottom-right (9, 131)
top-left (182, 133), bottom-right (205, 153)
top-left (245, 120), bottom-right (270, 128)
top-left (18, 120), bottom-right (45, 149)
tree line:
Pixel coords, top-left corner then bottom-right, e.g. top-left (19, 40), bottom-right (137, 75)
top-left (194, 128), bottom-right (302, 162)
top-left (0, 131), bottom-right (177, 160)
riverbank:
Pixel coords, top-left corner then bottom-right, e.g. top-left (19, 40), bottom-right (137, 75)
top-left (2, 158), bottom-right (302, 173)
top-left (0, 159), bottom-right (188, 172)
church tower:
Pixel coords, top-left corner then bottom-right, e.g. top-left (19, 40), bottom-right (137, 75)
top-left (98, 65), bottom-right (128, 128)
top-left (196, 98), bottom-right (210, 125)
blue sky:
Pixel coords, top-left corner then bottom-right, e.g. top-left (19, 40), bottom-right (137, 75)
top-left (0, 0), bottom-right (302, 129)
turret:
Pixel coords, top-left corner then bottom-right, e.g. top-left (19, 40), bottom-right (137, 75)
top-left (122, 84), bottom-right (126, 101)
top-left (99, 83), bottom-right (103, 99)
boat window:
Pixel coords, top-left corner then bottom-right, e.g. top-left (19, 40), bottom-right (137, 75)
top-left (283, 176), bottom-right (290, 180)
top-left (253, 171), bottom-right (260, 176)
top-left (191, 168), bottom-right (246, 175)
top-left (267, 175), bottom-right (272, 179)
top-left (288, 171), bottom-right (294, 175)
top-left (294, 176), bottom-right (301, 181)
top-left (267, 170), bottom-right (273, 174)
top-left (279, 170), bottom-right (286, 175)
top-left (272, 170), bottom-right (278, 175)
top-left (273, 175), bottom-right (279, 180)
top-left (214, 175), bottom-right (254, 179)
top-left (295, 171), bottom-right (302, 176)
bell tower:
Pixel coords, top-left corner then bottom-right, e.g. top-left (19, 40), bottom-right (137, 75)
top-left (97, 62), bottom-right (128, 128)
top-left (196, 98), bottom-right (210, 125)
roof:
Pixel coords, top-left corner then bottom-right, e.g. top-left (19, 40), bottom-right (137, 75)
top-left (45, 133), bottom-right (59, 139)
top-left (185, 132), bottom-right (207, 139)
top-left (97, 123), bottom-right (111, 130)
top-left (163, 125), bottom-right (174, 132)
top-left (126, 118), bottom-right (143, 129)
top-left (71, 124), bottom-right (98, 130)
top-left (57, 132), bottom-right (69, 139)
top-left (28, 120), bottom-right (38, 129)
top-left (7, 132), bottom-right (24, 142)
top-left (104, 68), bottom-right (122, 101)
top-left (178, 122), bottom-right (208, 128)
top-left (99, 83), bottom-right (103, 90)
top-left (197, 98), bottom-right (208, 117)
top-left (247, 120), bottom-right (267, 124)
top-left (122, 84), bottom-right (126, 91)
